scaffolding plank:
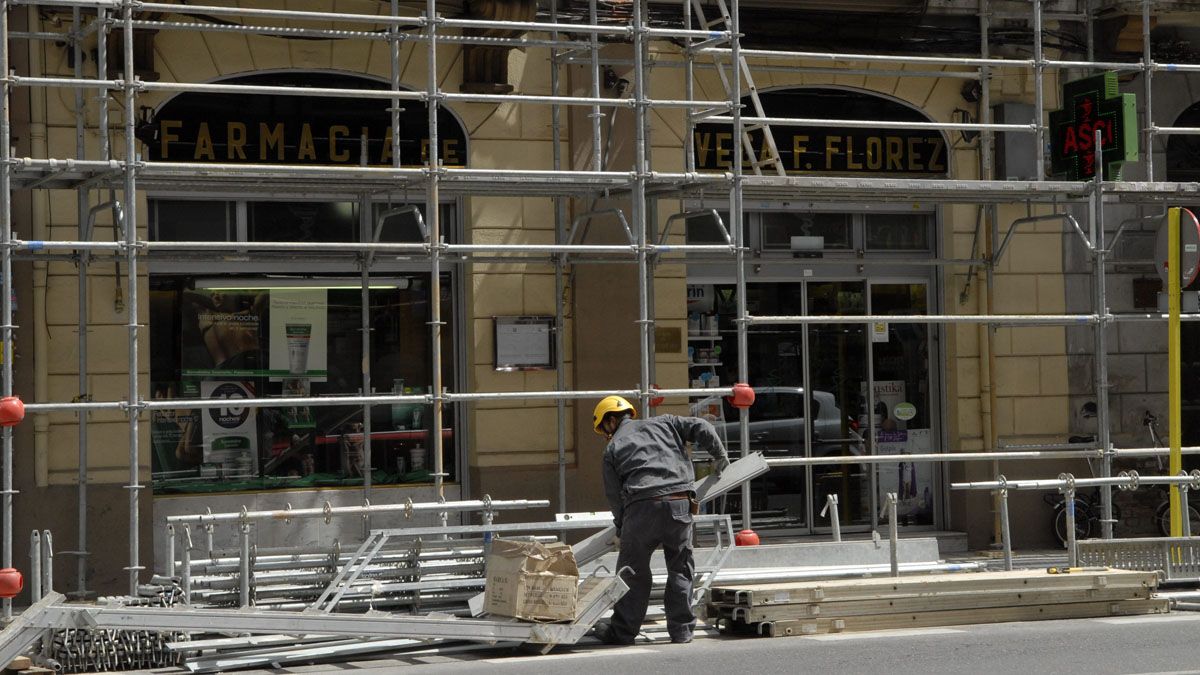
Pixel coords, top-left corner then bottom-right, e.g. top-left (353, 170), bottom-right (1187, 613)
top-left (711, 586), bottom-right (1152, 623)
top-left (748, 598), bottom-right (1170, 637)
top-left (709, 569), bottom-right (1158, 606)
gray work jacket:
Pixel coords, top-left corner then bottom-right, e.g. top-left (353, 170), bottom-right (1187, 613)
top-left (602, 414), bottom-right (729, 533)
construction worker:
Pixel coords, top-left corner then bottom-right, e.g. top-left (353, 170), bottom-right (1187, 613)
top-left (591, 395), bottom-right (730, 645)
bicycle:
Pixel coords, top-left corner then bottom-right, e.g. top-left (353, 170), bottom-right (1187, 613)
top-left (1043, 473), bottom-right (1114, 548)
top-left (1143, 411), bottom-right (1200, 536)
top-left (1043, 415), bottom-right (1120, 547)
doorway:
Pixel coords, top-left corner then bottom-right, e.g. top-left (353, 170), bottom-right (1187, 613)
top-left (687, 278), bottom-right (936, 533)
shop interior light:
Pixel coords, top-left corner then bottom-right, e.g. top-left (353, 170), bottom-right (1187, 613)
top-left (196, 278), bottom-right (411, 291)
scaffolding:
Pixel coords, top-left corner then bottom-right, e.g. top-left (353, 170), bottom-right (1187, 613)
top-left (3, 0), bottom-right (1200, 621)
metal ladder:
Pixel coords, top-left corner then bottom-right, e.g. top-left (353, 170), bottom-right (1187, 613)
top-left (691, 0), bottom-right (786, 176)
top-left (308, 530), bottom-right (391, 613)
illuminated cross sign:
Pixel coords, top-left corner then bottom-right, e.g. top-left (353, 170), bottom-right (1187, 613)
top-left (1049, 71), bottom-right (1138, 180)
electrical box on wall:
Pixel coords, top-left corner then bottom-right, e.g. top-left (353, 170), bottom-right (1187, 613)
top-left (993, 103), bottom-right (1038, 181)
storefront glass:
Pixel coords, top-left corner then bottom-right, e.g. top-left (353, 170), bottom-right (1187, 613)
top-left (148, 198), bottom-right (458, 494)
top-left (687, 211), bottom-right (937, 531)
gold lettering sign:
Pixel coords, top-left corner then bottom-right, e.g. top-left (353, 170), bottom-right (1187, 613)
top-left (692, 130), bottom-right (947, 175)
top-left (155, 120), bottom-right (468, 167)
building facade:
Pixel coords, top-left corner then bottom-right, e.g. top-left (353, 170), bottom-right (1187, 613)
top-left (3, 0), bottom-right (1196, 597)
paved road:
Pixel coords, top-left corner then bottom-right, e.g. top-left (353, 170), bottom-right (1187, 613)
top-left (258, 611), bottom-right (1200, 675)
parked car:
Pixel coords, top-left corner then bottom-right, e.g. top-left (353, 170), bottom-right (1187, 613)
top-left (714, 387), bottom-right (859, 456)
top-left (700, 386), bottom-right (865, 521)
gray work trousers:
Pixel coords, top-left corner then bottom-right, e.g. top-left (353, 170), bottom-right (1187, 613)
top-left (609, 496), bottom-right (695, 642)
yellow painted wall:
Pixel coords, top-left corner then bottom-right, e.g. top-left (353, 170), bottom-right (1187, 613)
top-left (28, 10), bottom-right (1076, 500)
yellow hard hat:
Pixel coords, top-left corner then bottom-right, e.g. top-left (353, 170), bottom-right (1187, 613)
top-left (593, 395), bottom-right (637, 434)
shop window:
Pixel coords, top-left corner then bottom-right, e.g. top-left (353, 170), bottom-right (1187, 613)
top-left (864, 213), bottom-right (931, 251)
top-left (371, 203), bottom-right (457, 243)
top-left (249, 201), bottom-right (359, 243)
top-left (683, 210), bottom-right (731, 245)
top-left (149, 276), bottom-right (456, 494)
top-left (153, 200), bottom-right (233, 241)
top-left (148, 196), bottom-right (460, 494)
top-left (760, 212), bottom-right (852, 250)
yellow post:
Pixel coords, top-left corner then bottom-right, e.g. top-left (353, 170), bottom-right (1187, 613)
top-left (1168, 207), bottom-right (1183, 537)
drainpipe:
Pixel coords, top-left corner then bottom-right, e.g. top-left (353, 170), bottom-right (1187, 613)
top-left (28, 5), bottom-right (49, 487)
top-left (981, 205), bottom-right (999, 545)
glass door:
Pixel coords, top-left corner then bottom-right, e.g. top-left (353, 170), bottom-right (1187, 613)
top-left (870, 281), bottom-right (935, 526)
top-left (806, 281), bottom-right (871, 530)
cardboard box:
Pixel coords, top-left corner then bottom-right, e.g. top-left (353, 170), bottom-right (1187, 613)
top-left (484, 538), bottom-right (579, 621)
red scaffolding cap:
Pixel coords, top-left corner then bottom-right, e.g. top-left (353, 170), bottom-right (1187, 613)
top-left (726, 383), bottom-right (755, 409)
top-left (0, 397), bottom-right (24, 427)
top-left (0, 568), bottom-right (23, 599)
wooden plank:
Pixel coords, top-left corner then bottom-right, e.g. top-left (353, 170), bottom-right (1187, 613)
top-left (711, 569), bottom-right (1157, 604)
top-left (751, 598), bottom-right (1171, 637)
top-left (710, 586), bottom-right (1152, 623)
top-left (709, 569), bottom-right (1158, 607)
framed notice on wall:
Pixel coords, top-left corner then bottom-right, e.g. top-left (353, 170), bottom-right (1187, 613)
top-left (494, 316), bottom-right (555, 371)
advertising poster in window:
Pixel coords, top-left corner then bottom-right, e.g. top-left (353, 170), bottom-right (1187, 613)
top-left (181, 288), bottom-right (268, 377)
top-left (199, 380), bottom-right (258, 478)
top-left (860, 380), bottom-right (907, 432)
top-left (876, 428), bottom-right (933, 522)
top-left (268, 289), bottom-right (328, 383)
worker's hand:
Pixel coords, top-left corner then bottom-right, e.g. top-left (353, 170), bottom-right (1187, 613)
top-left (609, 534), bottom-right (621, 550)
top-left (715, 457), bottom-right (730, 477)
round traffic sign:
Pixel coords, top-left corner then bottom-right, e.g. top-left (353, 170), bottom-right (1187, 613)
top-left (1156, 207), bottom-right (1200, 288)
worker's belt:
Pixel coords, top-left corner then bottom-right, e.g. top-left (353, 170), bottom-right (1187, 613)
top-left (655, 492), bottom-right (691, 501)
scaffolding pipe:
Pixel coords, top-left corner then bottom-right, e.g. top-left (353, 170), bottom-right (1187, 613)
top-left (999, 485), bottom-right (1013, 571)
top-left (695, 47), bottom-right (1143, 74)
top-left (683, 0), bottom-right (695, 173)
top-left (748, 313), bottom-right (1097, 325)
top-left (29, 531), bottom-right (41, 603)
top-left (125, 18), bottom-right (593, 49)
top-left (634, 0), bottom-right (651, 420)
top-left (69, 5), bottom-right (91, 595)
top-left (880, 492), bottom-right (898, 576)
top-left (952, 473), bottom-right (1200, 490)
top-left (359, 200), bottom-right (373, 521)
top-left (1034, 0), bottom-right (1045, 181)
top-left (1143, 0), bottom-right (1154, 180)
top-left (703, 115), bottom-right (1035, 133)
top-left (766, 450), bottom-right (1104, 466)
top-left (425, 0), bottom-right (446, 521)
top-left (71, 4), bottom-right (90, 599)
top-left (121, 0), bottom-right (143, 596)
top-left (994, 213), bottom-right (1090, 262)
top-left (1, 0), bottom-right (13, 622)
top-left (730, 0), bottom-right (752, 529)
top-left (162, 498), bottom-right (549, 526)
top-left (238, 524), bottom-right (251, 607)
top-left (1094, 130), bottom-right (1114, 539)
top-left (89, 1), bottom-right (110, 595)
top-left (820, 494), bottom-right (840, 541)
top-left (7, 76), bottom-right (732, 111)
top-left (550, 0), bottom-right (568, 516)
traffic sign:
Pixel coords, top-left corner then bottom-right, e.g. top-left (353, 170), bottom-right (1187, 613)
top-left (1156, 207), bottom-right (1200, 288)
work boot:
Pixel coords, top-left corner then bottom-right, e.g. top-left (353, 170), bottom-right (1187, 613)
top-left (669, 627), bottom-right (694, 644)
top-left (592, 622), bottom-right (635, 646)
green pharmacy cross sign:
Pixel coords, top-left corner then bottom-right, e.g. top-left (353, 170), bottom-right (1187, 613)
top-left (1049, 71), bottom-right (1138, 180)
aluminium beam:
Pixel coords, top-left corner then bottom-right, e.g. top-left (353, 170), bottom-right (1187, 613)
top-left (30, 571), bottom-right (627, 646)
top-left (572, 452), bottom-right (768, 567)
top-left (12, 160), bottom-right (1200, 206)
top-left (0, 592), bottom-right (63, 667)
